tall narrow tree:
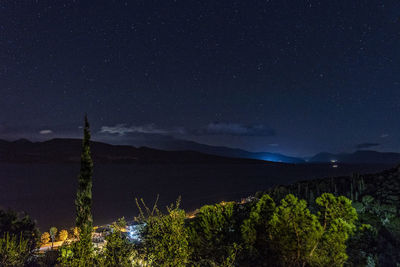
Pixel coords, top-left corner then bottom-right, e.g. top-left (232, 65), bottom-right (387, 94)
top-left (75, 115), bottom-right (93, 255)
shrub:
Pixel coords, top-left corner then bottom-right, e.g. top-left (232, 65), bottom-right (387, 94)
top-left (136, 197), bottom-right (190, 266)
top-left (0, 233), bottom-right (31, 267)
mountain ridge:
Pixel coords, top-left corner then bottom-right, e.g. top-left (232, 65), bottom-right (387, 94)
top-left (3, 138), bottom-right (400, 165)
top-left (135, 138), bottom-right (305, 163)
top-left (0, 138), bottom-right (277, 164)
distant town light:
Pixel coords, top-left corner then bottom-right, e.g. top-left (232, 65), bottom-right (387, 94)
top-left (128, 224), bottom-right (141, 242)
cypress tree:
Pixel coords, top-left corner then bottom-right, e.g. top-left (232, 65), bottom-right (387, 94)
top-left (75, 115), bottom-right (94, 258)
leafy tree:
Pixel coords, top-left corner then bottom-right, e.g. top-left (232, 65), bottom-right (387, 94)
top-left (49, 227), bottom-right (57, 249)
top-left (136, 197), bottom-right (190, 266)
top-left (188, 201), bottom-right (239, 266)
top-left (73, 115), bottom-right (94, 265)
top-left (269, 193), bottom-right (358, 267)
top-left (269, 194), bottom-right (322, 267)
top-left (59, 229), bottom-right (69, 242)
top-left (41, 232), bottom-right (50, 245)
top-left (0, 233), bottom-right (31, 267)
top-left (241, 194), bottom-right (276, 265)
top-left (311, 193), bottom-right (358, 266)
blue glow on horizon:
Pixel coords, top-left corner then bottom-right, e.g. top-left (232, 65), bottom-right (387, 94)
top-left (261, 156), bottom-right (283, 163)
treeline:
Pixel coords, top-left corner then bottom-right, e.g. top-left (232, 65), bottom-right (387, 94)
top-left (0, 192), bottom-right (370, 266)
top-left (133, 192), bottom-right (363, 267)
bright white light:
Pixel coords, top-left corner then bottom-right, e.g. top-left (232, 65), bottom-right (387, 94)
top-left (127, 225), bottom-right (141, 242)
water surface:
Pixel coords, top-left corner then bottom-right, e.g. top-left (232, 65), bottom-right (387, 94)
top-left (0, 162), bottom-right (390, 230)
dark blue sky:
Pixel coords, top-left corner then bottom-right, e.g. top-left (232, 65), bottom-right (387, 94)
top-left (1, 1), bottom-right (400, 156)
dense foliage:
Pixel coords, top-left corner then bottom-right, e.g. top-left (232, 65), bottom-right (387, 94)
top-left (2, 192), bottom-right (396, 266)
top-left (241, 194), bottom-right (276, 265)
top-left (188, 201), bottom-right (240, 266)
top-left (131, 193), bottom-right (358, 266)
top-left (135, 197), bottom-right (190, 266)
top-left (0, 233), bottom-right (31, 267)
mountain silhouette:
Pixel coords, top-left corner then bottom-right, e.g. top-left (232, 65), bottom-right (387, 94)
top-left (0, 138), bottom-right (278, 164)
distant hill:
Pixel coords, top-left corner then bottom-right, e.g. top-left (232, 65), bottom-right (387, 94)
top-left (4, 138), bottom-right (399, 165)
top-left (119, 137), bottom-right (305, 163)
top-left (309, 150), bottom-right (400, 165)
top-left (0, 138), bottom-right (276, 164)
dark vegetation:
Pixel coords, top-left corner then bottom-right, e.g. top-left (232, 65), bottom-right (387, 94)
top-left (0, 117), bottom-right (398, 266)
top-left (0, 210), bottom-right (39, 266)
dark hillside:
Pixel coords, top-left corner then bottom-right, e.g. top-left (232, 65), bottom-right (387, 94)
top-left (0, 138), bottom-right (274, 164)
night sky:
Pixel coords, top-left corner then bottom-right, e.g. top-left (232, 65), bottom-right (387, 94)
top-left (1, 1), bottom-right (400, 156)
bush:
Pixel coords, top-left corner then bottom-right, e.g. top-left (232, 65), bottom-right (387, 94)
top-left (58, 237), bottom-right (95, 267)
top-left (136, 197), bottom-right (190, 266)
top-left (0, 233), bottom-right (31, 267)
top-left (188, 201), bottom-right (239, 266)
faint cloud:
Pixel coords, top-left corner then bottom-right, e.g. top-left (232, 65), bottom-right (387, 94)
top-left (380, 133), bottom-right (389, 138)
top-left (194, 122), bottom-right (276, 137)
top-left (355, 143), bottom-right (380, 149)
top-left (39, 129), bottom-right (53, 135)
top-left (100, 124), bottom-right (185, 136)
top-left (269, 143), bottom-right (279, 147)
top-left (100, 122), bottom-right (275, 138)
